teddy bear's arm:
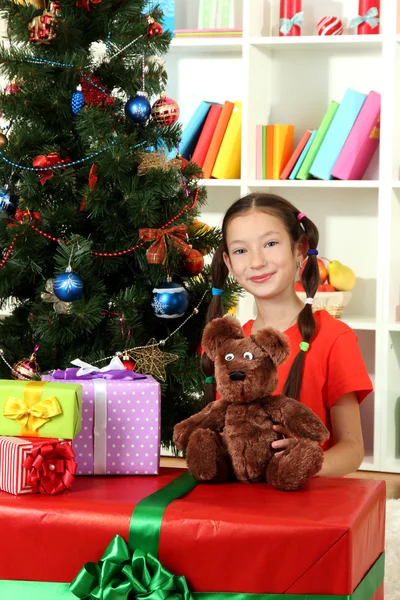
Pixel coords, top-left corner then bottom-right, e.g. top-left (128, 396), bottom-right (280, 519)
top-left (173, 400), bottom-right (228, 451)
top-left (264, 396), bottom-right (329, 444)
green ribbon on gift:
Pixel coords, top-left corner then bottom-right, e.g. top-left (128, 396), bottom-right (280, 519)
top-left (0, 471), bottom-right (385, 600)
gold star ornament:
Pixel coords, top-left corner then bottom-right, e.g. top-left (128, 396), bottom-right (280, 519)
top-left (129, 339), bottom-right (178, 382)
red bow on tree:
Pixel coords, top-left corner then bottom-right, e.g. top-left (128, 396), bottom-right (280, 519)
top-left (139, 223), bottom-right (192, 265)
top-left (32, 152), bottom-right (71, 185)
top-left (8, 208), bottom-right (42, 228)
top-left (23, 441), bottom-right (77, 495)
top-left (76, 0), bottom-right (101, 10)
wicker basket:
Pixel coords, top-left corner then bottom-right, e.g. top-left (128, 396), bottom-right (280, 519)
top-left (296, 291), bottom-right (352, 319)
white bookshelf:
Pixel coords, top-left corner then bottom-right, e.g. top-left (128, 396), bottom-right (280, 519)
top-left (167, 0), bottom-right (400, 473)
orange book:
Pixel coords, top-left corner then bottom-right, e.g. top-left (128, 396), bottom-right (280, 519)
top-left (202, 101), bottom-right (234, 178)
top-left (192, 104), bottom-right (222, 168)
top-left (272, 124), bottom-right (294, 179)
top-left (280, 130), bottom-right (312, 180)
top-left (266, 125), bottom-right (274, 179)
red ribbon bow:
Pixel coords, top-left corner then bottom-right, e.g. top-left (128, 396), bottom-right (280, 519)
top-left (139, 224), bottom-right (191, 265)
top-left (32, 152), bottom-right (71, 185)
top-left (23, 441), bottom-right (77, 495)
top-left (76, 0), bottom-right (101, 11)
top-left (8, 208), bottom-right (42, 228)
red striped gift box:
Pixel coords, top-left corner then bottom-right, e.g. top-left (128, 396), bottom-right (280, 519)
top-left (0, 437), bottom-right (75, 495)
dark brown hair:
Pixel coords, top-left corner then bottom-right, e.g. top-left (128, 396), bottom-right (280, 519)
top-left (201, 193), bottom-right (320, 406)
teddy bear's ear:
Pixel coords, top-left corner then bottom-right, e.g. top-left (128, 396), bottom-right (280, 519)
top-left (202, 316), bottom-right (244, 360)
top-left (251, 328), bottom-right (290, 367)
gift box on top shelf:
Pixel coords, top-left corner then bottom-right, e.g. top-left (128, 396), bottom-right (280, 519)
top-left (0, 469), bottom-right (385, 599)
top-left (0, 436), bottom-right (77, 495)
top-left (42, 357), bottom-right (161, 476)
top-left (0, 379), bottom-right (82, 439)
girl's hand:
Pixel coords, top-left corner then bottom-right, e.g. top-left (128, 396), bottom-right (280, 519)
top-left (271, 424), bottom-right (298, 456)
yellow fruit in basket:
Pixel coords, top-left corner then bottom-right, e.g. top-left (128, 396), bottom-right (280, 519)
top-left (327, 260), bottom-right (356, 292)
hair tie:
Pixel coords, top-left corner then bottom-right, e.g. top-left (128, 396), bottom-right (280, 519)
top-left (212, 287), bottom-right (224, 296)
top-left (297, 212), bottom-right (307, 221)
top-left (305, 298), bottom-right (314, 305)
top-left (307, 249), bottom-right (318, 256)
top-left (299, 341), bottom-right (310, 352)
top-left (205, 376), bottom-right (216, 384)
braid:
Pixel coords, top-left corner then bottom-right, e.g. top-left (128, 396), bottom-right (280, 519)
top-left (201, 244), bottom-right (229, 406)
top-left (282, 214), bottom-right (319, 400)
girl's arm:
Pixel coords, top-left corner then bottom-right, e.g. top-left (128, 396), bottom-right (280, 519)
top-left (272, 392), bottom-right (364, 477)
top-left (317, 392), bottom-right (364, 477)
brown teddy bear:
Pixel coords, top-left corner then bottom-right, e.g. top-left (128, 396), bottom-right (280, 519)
top-left (173, 316), bottom-right (329, 491)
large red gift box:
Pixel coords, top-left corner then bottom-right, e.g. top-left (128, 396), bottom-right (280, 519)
top-left (0, 468), bottom-right (385, 598)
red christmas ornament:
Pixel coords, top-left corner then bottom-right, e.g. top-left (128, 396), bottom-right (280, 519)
top-left (79, 74), bottom-right (115, 108)
top-left (5, 82), bottom-right (21, 95)
top-left (147, 17), bottom-right (163, 38)
top-left (184, 249), bottom-right (204, 276)
top-left (121, 354), bottom-right (135, 371)
top-left (11, 353), bottom-right (40, 380)
top-left (76, 0), bottom-right (102, 11)
top-left (151, 93), bottom-right (180, 127)
top-left (28, 2), bottom-right (60, 45)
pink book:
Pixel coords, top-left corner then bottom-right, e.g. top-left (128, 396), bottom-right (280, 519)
top-left (331, 91), bottom-right (381, 181)
top-left (256, 125), bottom-right (263, 179)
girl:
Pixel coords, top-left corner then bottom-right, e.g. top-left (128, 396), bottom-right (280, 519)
top-left (202, 193), bottom-right (373, 478)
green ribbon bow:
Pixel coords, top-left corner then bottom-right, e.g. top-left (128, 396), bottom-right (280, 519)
top-left (70, 535), bottom-right (193, 600)
top-left (349, 7), bottom-right (380, 30)
top-left (279, 11), bottom-right (304, 35)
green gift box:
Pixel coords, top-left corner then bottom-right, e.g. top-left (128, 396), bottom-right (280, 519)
top-left (0, 380), bottom-right (82, 440)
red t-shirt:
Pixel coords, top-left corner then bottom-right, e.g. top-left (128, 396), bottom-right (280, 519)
top-left (241, 311), bottom-right (373, 445)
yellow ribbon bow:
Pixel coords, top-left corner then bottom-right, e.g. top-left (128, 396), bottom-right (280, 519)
top-left (3, 395), bottom-right (62, 434)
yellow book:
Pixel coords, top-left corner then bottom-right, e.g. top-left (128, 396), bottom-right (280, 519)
top-left (272, 124), bottom-right (294, 179)
top-left (212, 101), bottom-right (242, 179)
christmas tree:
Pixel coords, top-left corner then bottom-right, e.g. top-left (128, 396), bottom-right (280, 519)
top-left (0, 0), bottom-right (236, 444)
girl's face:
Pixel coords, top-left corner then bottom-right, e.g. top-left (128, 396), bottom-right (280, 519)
top-left (223, 210), bottom-right (304, 300)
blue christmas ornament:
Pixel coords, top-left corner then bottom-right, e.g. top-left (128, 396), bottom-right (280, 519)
top-left (0, 186), bottom-right (15, 215)
top-left (152, 280), bottom-right (189, 319)
top-left (71, 85), bottom-right (85, 115)
top-left (125, 92), bottom-right (151, 123)
top-left (53, 267), bottom-right (84, 302)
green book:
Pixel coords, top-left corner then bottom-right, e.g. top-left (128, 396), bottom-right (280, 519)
top-left (296, 101), bottom-right (340, 180)
top-left (262, 125), bottom-right (267, 179)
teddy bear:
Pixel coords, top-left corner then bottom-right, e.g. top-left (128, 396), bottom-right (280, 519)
top-left (173, 316), bottom-right (329, 491)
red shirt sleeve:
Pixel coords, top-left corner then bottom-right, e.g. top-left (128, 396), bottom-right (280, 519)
top-left (325, 330), bottom-right (373, 409)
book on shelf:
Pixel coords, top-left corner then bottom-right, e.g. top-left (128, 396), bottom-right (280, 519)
top-left (310, 88), bottom-right (367, 181)
top-left (280, 130), bottom-right (312, 180)
top-left (331, 91), bottom-right (381, 181)
top-left (179, 101), bottom-right (213, 160)
top-left (174, 28), bottom-right (242, 37)
top-left (272, 124), bottom-right (294, 179)
top-left (256, 125), bottom-right (263, 179)
top-left (197, 0), bottom-right (237, 30)
top-left (192, 104), bottom-right (223, 168)
top-left (212, 100), bottom-right (242, 179)
top-left (296, 101), bottom-right (339, 180)
top-left (202, 101), bottom-right (234, 178)
top-left (289, 130), bottom-right (317, 180)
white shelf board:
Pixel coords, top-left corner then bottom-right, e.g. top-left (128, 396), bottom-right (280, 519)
top-left (249, 35), bottom-right (383, 50)
top-left (199, 179), bottom-right (242, 187)
top-left (388, 323), bottom-right (400, 332)
top-left (340, 316), bottom-right (377, 331)
top-left (358, 455), bottom-right (379, 472)
top-left (247, 179), bottom-right (380, 189)
top-left (169, 37), bottom-right (243, 53)
top-left (392, 182), bottom-right (400, 189)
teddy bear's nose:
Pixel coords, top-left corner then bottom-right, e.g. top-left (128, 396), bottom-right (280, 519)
top-left (230, 371), bottom-right (246, 381)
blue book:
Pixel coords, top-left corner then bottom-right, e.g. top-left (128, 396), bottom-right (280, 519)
top-left (289, 130), bottom-right (317, 180)
top-left (144, 1), bottom-right (175, 35)
top-left (178, 101), bottom-right (214, 160)
top-left (309, 88), bottom-right (367, 180)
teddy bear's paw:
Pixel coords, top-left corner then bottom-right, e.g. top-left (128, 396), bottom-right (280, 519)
top-left (187, 428), bottom-right (231, 483)
top-left (266, 439), bottom-right (324, 491)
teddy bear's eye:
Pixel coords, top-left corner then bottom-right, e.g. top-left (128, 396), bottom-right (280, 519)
top-left (243, 351), bottom-right (253, 360)
top-left (225, 353), bottom-right (235, 361)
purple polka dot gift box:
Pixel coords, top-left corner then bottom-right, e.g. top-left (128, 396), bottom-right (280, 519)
top-left (42, 357), bottom-right (161, 476)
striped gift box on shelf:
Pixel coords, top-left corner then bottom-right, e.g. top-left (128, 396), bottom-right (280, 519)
top-left (0, 437), bottom-right (33, 494)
